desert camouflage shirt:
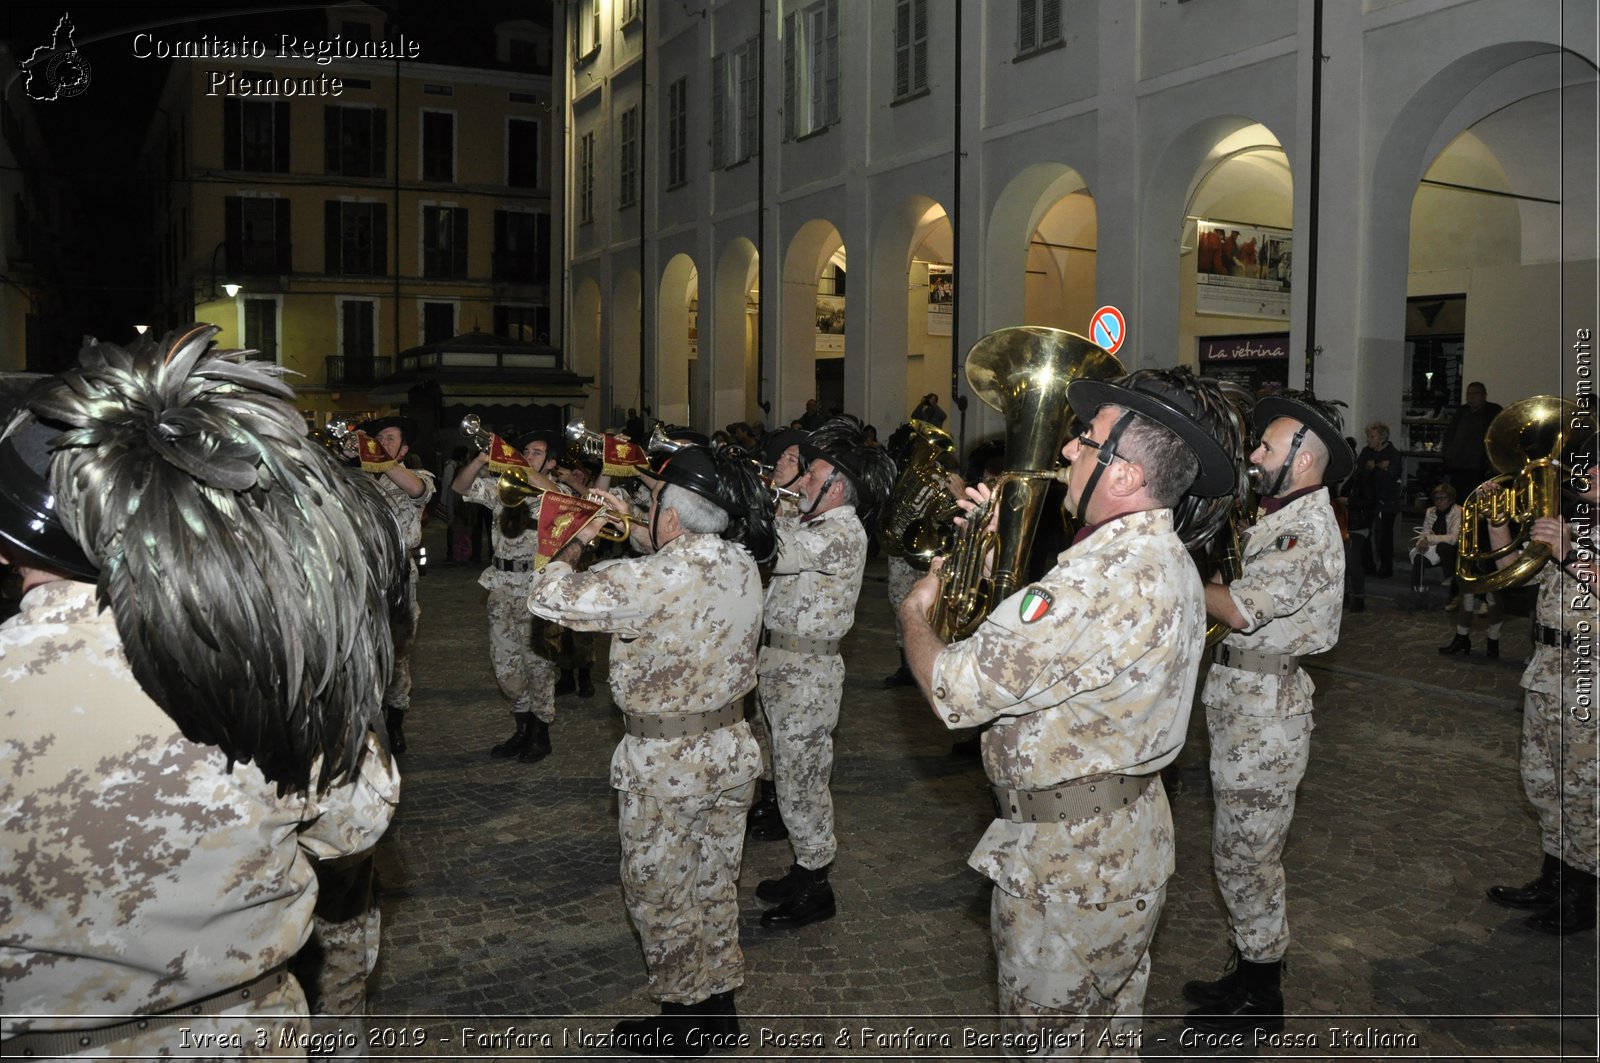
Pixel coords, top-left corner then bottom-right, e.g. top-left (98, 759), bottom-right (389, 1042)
top-left (1202, 487), bottom-right (1344, 716)
top-left (928, 508), bottom-right (1205, 905)
top-left (0, 580), bottom-right (399, 1035)
top-left (374, 467), bottom-right (436, 552)
top-left (463, 474), bottom-right (573, 594)
top-left (527, 534), bottom-right (762, 797)
top-left (1525, 564), bottom-right (1596, 696)
top-left (763, 506), bottom-right (867, 642)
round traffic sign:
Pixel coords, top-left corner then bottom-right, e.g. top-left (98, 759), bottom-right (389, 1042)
top-left (1090, 305), bottom-right (1127, 355)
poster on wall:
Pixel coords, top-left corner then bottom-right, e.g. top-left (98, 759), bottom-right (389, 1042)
top-left (1197, 333), bottom-right (1290, 396)
top-left (1195, 220), bottom-right (1292, 320)
top-left (927, 264), bottom-right (953, 336)
top-left (816, 293), bottom-right (845, 353)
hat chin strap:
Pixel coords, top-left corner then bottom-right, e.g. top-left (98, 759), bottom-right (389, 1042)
top-left (1072, 411), bottom-right (1136, 522)
top-left (1262, 424), bottom-right (1309, 497)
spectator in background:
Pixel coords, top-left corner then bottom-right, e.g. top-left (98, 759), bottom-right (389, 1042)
top-left (799, 399), bottom-right (826, 431)
top-left (1441, 382), bottom-right (1503, 502)
top-left (1355, 422), bottom-right (1402, 578)
top-left (1409, 483), bottom-right (1461, 594)
top-left (911, 393), bottom-right (947, 428)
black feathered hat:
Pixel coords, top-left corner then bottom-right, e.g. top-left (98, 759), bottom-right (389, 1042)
top-left (761, 427), bottom-right (806, 468)
top-left (651, 444), bottom-right (776, 562)
top-left (0, 377), bottom-right (99, 578)
top-left (1254, 391), bottom-right (1354, 483)
top-left (1069, 371), bottom-right (1237, 497)
top-left (798, 414), bottom-right (897, 515)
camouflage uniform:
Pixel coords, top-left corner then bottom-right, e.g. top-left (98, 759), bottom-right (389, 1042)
top-left (1519, 565), bottom-right (1598, 875)
top-left (759, 506), bottom-right (868, 870)
top-left (374, 469), bottom-right (436, 714)
top-left (464, 475), bottom-right (562, 724)
top-left (886, 555), bottom-right (918, 649)
top-left (928, 509), bottom-right (1205, 1056)
top-left (0, 580), bottom-right (399, 1053)
top-left (528, 534), bottom-right (762, 1004)
top-left (1200, 488), bottom-right (1344, 963)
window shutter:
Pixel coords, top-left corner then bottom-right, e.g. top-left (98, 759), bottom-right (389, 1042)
top-left (1041, 0), bottom-right (1061, 42)
top-left (273, 102), bottom-right (290, 172)
top-left (324, 106), bottom-right (340, 172)
top-left (711, 53), bottom-right (726, 167)
top-left (452, 207), bottom-right (467, 277)
top-left (824, 0), bottom-right (839, 125)
top-left (325, 201), bottom-right (340, 272)
top-left (913, 0), bottom-right (927, 92)
top-left (741, 37), bottom-right (758, 159)
top-left (535, 213), bottom-right (550, 285)
top-left (373, 206), bottom-right (387, 276)
top-left (1018, 0), bottom-right (1036, 53)
top-left (372, 110), bottom-right (387, 178)
top-left (895, 0), bottom-right (910, 98)
top-left (782, 15), bottom-right (797, 141)
top-left (274, 199), bottom-right (292, 272)
top-left (223, 99), bottom-right (241, 170)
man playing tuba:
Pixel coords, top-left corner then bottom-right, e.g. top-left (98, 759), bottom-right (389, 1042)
top-left (899, 367), bottom-right (1238, 1055)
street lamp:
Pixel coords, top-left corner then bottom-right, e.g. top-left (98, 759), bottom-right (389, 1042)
top-left (209, 242), bottom-right (243, 300)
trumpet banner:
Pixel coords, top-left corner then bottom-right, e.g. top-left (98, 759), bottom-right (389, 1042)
top-left (487, 434), bottom-right (533, 474)
top-left (536, 492), bottom-right (605, 569)
top-left (603, 435), bottom-right (648, 477)
top-left (354, 431), bottom-right (397, 474)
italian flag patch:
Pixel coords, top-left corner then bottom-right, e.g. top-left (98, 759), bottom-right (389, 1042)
top-left (1019, 587), bottom-right (1053, 623)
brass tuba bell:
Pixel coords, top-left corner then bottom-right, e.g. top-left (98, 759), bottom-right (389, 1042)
top-left (878, 419), bottom-right (960, 567)
top-left (1457, 395), bottom-right (1589, 592)
top-left (930, 327), bottom-right (1124, 641)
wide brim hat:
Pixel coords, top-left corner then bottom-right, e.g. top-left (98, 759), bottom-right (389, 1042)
top-left (512, 427), bottom-right (563, 454)
top-left (799, 437), bottom-right (871, 499)
top-left (1068, 377), bottom-right (1237, 497)
top-left (358, 414), bottom-right (419, 445)
top-left (761, 427), bottom-right (806, 467)
top-left (0, 378), bottom-right (99, 579)
top-left (1254, 395), bottom-right (1354, 483)
top-left (648, 445), bottom-right (743, 515)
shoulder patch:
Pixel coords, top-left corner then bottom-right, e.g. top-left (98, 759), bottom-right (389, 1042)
top-left (1019, 587), bottom-right (1054, 623)
top-left (1274, 535), bottom-right (1298, 551)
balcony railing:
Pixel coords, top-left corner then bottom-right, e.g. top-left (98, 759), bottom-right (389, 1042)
top-left (325, 356), bottom-right (393, 387)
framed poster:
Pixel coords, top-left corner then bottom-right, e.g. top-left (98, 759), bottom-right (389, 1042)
top-left (1195, 221), bottom-right (1291, 319)
top-left (927, 264), bottom-right (953, 336)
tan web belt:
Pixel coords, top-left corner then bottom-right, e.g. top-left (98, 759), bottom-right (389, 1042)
top-left (1211, 643), bottom-right (1300, 676)
top-left (3, 965), bottom-right (290, 1057)
top-left (991, 773), bottom-right (1153, 825)
top-left (623, 699), bottom-right (743, 740)
top-left (763, 629), bottom-right (841, 656)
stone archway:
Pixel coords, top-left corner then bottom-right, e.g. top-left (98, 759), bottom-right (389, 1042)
top-left (779, 219), bottom-right (844, 427)
top-left (870, 195), bottom-right (953, 433)
top-left (656, 254), bottom-right (698, 429)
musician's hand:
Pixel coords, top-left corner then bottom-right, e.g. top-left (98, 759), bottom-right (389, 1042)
top-left (1530, 516), bottom-right (1569, 560)
top-left (951, 482), bottom-right (997, 534)
top-left (900, 562), bottom-right (943, 619)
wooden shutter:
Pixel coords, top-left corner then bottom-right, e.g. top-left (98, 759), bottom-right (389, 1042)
top-left (740, 37), bottom-right (758, 158)
top-left (1018, 0), bottom-right (1036, 53)
top-left (273, 199), bottom-right (292, 272)
top-left (711, 53), bottom-right (726, 167)
top-left (325, 200), bottom-right (340, 273)
top-left (1041, 0), bottom-right (1062, 43)
top-left (895, 0), bottom-right (911, 98)
top-left (823, 0), bottom-right (839, 126)
top-left (272, 102), bottom-right (290, 172)
top-left (782, 16), bottom-right (797, 141)
top-left (324, 106), bottom-right (340, 173)
top-left (371, 110), bottom-right (387, 178)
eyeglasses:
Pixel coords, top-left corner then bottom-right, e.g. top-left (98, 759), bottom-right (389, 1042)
top-left (1072, 431), bottom-right (1145, 485)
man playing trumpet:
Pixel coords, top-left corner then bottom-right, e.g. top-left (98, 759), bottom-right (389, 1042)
top-left (900, 368), bottom-right (1238, 1055)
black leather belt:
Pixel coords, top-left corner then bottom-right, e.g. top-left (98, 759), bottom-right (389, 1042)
top-left (494, 557), bottom-right (533, 572)
top-left (1533, 621), bottom-right (1575, 648)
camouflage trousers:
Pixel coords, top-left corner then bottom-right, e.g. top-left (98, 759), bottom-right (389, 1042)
top-left (66, 975), bottom-right (309, 1057)
top-left (886, 556), bottom-right (918, 649)
top-left (382, 570), bottom-right (421, 712)
top-left (487, 587), bottom-right (557, 723)
top-left (1206, 703), bottom-right (1314, 962)
top-left (991, 883), bottom-right (1165, 1060)
top-left (618, 782), bottom-right (757, 1003)
top-left (1521, 689), bottom-right (1599, 874)
top-left (758, 651), bottom-right (847, 869)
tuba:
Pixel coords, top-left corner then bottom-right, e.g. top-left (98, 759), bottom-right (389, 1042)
top-left (1200, 381), bottom-right (1257, 648)
top-left (1457, 395), bottom-right (1589, 592)
top-left (930, 327), bottom-right (1124, 641)
top-left (878, 419), bottom-right (960, 567)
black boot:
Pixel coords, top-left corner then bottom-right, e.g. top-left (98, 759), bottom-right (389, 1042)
top-left (1489, 853), bottom-right (1561, 909)
top-left (883, 651), bottom-right (914, 688)
top-left (746, 780), bottom-right (789, 841)
top-left (687, 991), bottom-right (739, 1044)
top-left (1486, 638), bottom-right (1500, 659)
top-left (578, 668), bottom-right (596, 698)
top-left (385, 707), bottom-right (407, 754)
top-left (612, 1002), bottom-right (698, 1058)
top-left (1438, 633), bottom-right (1471, 655)
top-left (1526, 864), bottom-right (1598, 935)
top-left (756, 862), bottom-right (808, 903)
top-left (518, 717), bottom-right (552, 762)
top-left (1185, 956), bottom-right (1284, 1035)
top-left (490, 713), bottom-right (534, 758)
top-left (554, 669), bottom-right (577, 696)
top-left (1181, 946), bottom-right (1243, 1008)
top-left (759, 863), bottom-right (836, 928)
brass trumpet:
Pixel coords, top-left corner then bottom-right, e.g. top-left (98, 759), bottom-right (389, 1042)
top-left (495, 468), bottom-right (634, 542)
top-left (460, 413), bottom-right (496, 451)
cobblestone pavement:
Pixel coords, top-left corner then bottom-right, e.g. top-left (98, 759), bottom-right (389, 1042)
top-left (365, 524), bottom-right (1597, 1060)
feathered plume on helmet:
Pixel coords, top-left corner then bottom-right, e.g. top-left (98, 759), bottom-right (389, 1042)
top-left (16, 324), bottom-right (407, 794)
top-left (799, 414), bottom-right (898, 520)
top-left (652, 443), bottom-right (777, 563)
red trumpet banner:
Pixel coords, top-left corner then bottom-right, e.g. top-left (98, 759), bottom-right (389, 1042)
top-left (355, 431), bottom-right (397, 473)
top-left (603, 435), bottom-right (648, 477)
top-left (535, 492), bottom-right (607, 569)
top-left (487, 434), bottom-right (533, 474)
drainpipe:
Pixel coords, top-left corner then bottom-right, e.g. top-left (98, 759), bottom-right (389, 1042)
top-left (756, 0), bottom-right (770, 424)
top-left (639, 9), bottom-right (649, 425)
top-left (952, 0), bottom-right (966, 455)
top-left (1303, 0), bottom-right (1323, 391)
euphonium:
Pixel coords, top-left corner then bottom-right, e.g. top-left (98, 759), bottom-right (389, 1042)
top-left (1201, 381), bottom-right (1257, 649)
top-left (930, 327), bottom-right (1124, 641)
top-left (495, 468), bottom-right (634, 541)
top-left (1457, 395), bottom-right (1587, 592)
top-left (878, 419), bottom-right (960, 567)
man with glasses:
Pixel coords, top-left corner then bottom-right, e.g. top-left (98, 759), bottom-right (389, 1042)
top-left (1183, 392), bottom-right (1352, 1036)
top-left (900, 368), bottom-right (1238, 1056)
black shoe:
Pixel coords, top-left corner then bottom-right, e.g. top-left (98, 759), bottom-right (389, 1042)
top-left (1486, 638), bottom-right (1500, 659)
top-left (1525, 864), bottom-right (1597, 935)
top-left (746, 781), bottom-right (789, 842)
top-left (490, 713), bottom-right (535, 758)
top-left (1489, 853), bottom-right (1561, 909)
top-left (578, 668), bottom-right (596, 698)
top-left (384, 708), bottom-right (407, 754)
top-left (1438, 633), bottom-right (1471, 655)
top-left (756, 862), bottom-right (808, 903)
top-left (1181, 947), bottom-right (1243, 1008)
top-left (518, 717), bottom-right (552, 762)
top-left (1184, 956), bottom-right (1284, 1035)
top-left (554, 670), bottom-right (577, 697)
top-left (760, 878), bottom-right (836, 929)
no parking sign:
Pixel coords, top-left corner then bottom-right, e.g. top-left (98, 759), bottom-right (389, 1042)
top-left (1090, 305), bottom-right (1126, 355)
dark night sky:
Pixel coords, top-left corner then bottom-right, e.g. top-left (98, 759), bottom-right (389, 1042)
top-left (1, 2), bottom-right (545, 354)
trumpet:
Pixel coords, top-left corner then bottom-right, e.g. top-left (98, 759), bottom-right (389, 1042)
top-left (565, 419), bottom-right (604, 458)
top-left (460, 413), bottom-right (495, 451)
top-left (309, 418), bottom-right (358, 455)
top-left (647, 425), bottom-right (799, 502)
top-left (495, 469), bottom-right (635, 542)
